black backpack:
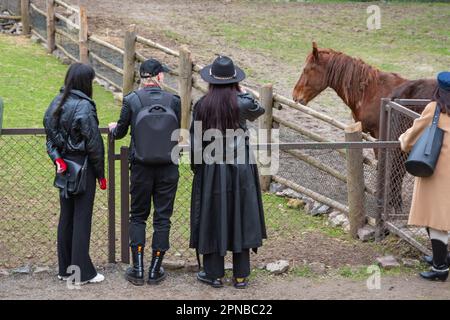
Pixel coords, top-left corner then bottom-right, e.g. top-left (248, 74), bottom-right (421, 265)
top-left (133, 89), bottom-right (180, 165)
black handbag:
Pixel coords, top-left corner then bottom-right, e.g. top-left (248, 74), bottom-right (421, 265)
top-left (53, 102), bottom-right (89, 198)
top-left (405, 103), bottom-right (444, 177)
top-left (54, 156), bottom-right (88, 198)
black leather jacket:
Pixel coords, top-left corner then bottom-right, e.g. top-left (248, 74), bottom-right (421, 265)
top-left (43, 89), bottom-right (105, 179)
top-left (112, 86), bottom-right (181, 163)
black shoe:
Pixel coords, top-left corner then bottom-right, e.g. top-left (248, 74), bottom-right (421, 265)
top-left (420, 267), bottom-right (449, 282)
top-left (148, 250), bottom-right (167, 285)
top-left (197, 271), bottom-right (223, 288)
top-left (233, 277), bottom-right (248, 289)
top-left (125, 246), bottom-right (145, 286)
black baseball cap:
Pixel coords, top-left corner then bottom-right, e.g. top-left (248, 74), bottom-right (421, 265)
top-left (139, 59), bottom-right (170, 78)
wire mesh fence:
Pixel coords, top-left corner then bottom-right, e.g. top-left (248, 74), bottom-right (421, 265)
top-left (382, 101), bottom-right (431, 254)
top-left (0, 131), bottom-right (110, 268)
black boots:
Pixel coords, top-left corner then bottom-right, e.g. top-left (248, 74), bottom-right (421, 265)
top-left (126, 246), bottom-right (145, 286)
top-left (420, 239), bottom-right (449, 282)
top-left (148, 250), bottom-right (167, 285)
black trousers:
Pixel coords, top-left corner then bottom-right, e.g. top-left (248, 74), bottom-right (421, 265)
top-left (57, 165), bottom-right (97, 282)
top-left (129, 163), bottom-right (179, 251)
top-left (203, 250), bottom-right (250, 279)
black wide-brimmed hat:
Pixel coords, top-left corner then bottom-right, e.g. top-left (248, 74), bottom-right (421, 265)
top-left (200, 55), bottom-right (246, 85)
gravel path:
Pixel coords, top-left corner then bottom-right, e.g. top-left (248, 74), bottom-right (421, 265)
top-left (1, 266), bottom-right (450, 300)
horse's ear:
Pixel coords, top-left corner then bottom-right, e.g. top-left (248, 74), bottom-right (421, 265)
top-left (312, 41), bottom-right (319, 61)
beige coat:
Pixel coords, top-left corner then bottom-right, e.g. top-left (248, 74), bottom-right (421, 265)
top-left (399, 102), bottom-right (450, 232)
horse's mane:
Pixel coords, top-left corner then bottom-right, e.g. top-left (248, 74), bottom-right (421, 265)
top-left (320, 49), bottom-right (381, 108)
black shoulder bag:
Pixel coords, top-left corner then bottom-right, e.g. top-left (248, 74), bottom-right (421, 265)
top-left (405, 103), bottom-right (444, 177)
top-left (53, 103), bottom-right (89, 198)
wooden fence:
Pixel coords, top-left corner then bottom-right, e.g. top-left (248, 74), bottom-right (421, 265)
top-left (2, 0), bottom-right (382, 219)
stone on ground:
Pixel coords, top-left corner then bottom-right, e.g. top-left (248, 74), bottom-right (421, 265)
top-left (358, 226), bottom-right (376, 242)
top-left (287, 198), bottom-right (305, 209)
top-left (11, 265), bottom-right (31, 275)
top-left (33, 266), bottom-right (52, 274)
top-left (402, 258), bottom-right (420, 268)
top-left (310, 204), bottom-right (331, 216)
top-left (163, 260), bottom-right (185, 270)
top-left (376, 256), bottom-right (400, 269)
top-left (266, 260), bottom-right (290, 275)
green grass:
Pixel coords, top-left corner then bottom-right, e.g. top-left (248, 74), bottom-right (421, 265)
top-left (0, 34), bottom-right (120, 128)
top-left (197, 1), bottom-right (449, 78)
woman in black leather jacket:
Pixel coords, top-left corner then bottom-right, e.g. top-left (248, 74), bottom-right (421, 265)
top-left (190, 56), bottom-right (266, 289)
top-left (43, 63), bottom-right (106, 284)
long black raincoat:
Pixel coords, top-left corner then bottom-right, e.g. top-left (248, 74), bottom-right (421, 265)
top-left (189, 92), bottom-right (267, 256)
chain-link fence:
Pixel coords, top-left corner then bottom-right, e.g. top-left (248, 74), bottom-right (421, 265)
top-left (381, 100), bottom-right (431, 254)
top-left (0, 130), bottom-right (110, 268)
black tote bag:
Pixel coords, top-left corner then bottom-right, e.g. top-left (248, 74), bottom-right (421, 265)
top-left (405, 103), bottom-right (444, 177)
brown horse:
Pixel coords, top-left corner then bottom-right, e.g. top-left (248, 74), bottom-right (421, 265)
top-left (292, 42), bottom-right (437, 139)
top-left (292, 43), bottom-right (437, 213)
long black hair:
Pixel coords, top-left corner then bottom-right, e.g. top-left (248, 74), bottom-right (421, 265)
top-left (435, 86), bottom-right (450, 115)
top-left (53, 63), bottom-right (95, 119)
top-left (195, 83), bottom-right (241, 132)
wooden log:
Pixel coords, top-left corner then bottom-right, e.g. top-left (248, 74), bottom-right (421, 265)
top-left (258, 84), bottom-right (274, 191)
top-left (345, 122), bottom-right (366, 239)
top-left (55, 27), bottom-right (78, 44)
top-left (95, 72), bottom-right (123, 91)
top-left (54, 12), bottom-right (79, 30)
top-left (385, 222), bottom-right (431, 256)
top-left (90, 52), bottom-right (124, 75)
top-left (46, 0), bottom-right (56, 53)
top-left (21, 0), bottom-right (30, 35)
top-left (136, 35), bottom-right (179, 57)
top-left (30, 3), bottom-right (46, 17)
top-left (55, 43), bottom-right (77, 61)
top-left (31, 28), bottom-right (47, 43)
top-left (178, 46), bottom-right (193, 143)
top-left (89, 35), bottom-right (125, 55)
top-left (272, 175), bottom-right (349, 214)
top-left (122, 24), bottom-right (137, 96)
top-left (55, 0), bottom-right (79, 13)
top-left (273, 93), bottom-right (376, 142)
top-left (78, 6), bottom-right (88, 64)
top-left (0, 15), bottom-right (21, 20)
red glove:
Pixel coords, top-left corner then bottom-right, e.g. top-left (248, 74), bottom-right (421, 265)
top-left (98, 178), bottom-right (107, 190)
top-left (55, 158), bottom-right (67, 174)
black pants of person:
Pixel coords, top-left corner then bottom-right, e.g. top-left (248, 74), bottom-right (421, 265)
top-left (203, 250), bottom-right (250, 279)
top-left (57, 165), bottom-right (97, 282)
top-left (129, 163), bottom-right (179, 251)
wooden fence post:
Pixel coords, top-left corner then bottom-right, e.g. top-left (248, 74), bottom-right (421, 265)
top-left (179, 46), bottom-right (193, 143)
top-left (259, 84), bottom-right (274, 192)
top-left (122, 24), bottom-right (136, 96)
top-left (20, 0), bottom-right (30, 35)
top-left (46, 0), bottom-right (55, 53)
top-left (345, 121), bottom-right (366, 239)
top-left (78, 5), bottom-right (88, 64)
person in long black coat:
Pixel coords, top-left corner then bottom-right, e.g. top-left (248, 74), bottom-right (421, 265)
top-left (189, 55), bottom-right (267, 289)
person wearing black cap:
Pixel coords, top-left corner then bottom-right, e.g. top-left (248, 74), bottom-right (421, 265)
top-left (109, 59), bottom-right (181, 286)
top-left (190, 55), bottom-right (267, 289)
top-left (399, 71), bottom-right (450, 281)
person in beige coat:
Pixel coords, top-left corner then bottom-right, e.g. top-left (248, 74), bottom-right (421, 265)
top-left (399, 71), bottom-right (450, 282)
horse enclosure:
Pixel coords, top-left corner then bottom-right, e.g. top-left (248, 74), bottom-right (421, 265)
top-left (0, 0), bottom-right (433, 268)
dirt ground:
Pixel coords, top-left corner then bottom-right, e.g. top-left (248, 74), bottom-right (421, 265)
top-left (1, 265), bottom-right (450, 300)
